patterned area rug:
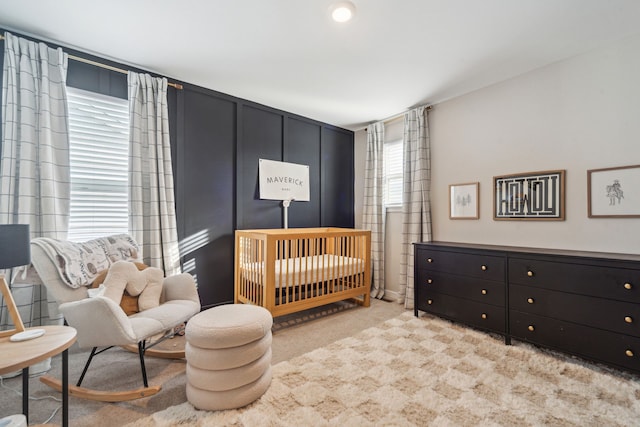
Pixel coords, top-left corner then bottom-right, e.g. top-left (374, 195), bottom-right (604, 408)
top-left (129, 312), bottom-right (640, 426)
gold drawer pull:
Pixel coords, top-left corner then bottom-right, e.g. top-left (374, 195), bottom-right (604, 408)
top-left (624, 282), bottom-right (633, 290)
top-left (626, 349), bottom-right (634, 357)
top-left (427, 299), bottom-right (433, 305)
top-left (527, 298), bottom-right (534, 304)
top-left (427, 279), bottom-right (433, 284)
top-left (527, 271), bottom-right (534, 277)
top-left (481, 265), bottom-right (487, 271)
top-left (625, 316), bottom-right (633, 324)
top-left (528, 325), bottom-right (535, 332)
top-left (481, 289), bottom-right (487, 295)
top-left (481, 313), bottom-right (487, 319)
top-left (427, 258), bottom-right (433, 263)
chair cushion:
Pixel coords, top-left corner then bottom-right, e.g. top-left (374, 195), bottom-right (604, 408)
top-left (127, 299), bottom-right (200, 341)
top-left (130, 299), bottom-right (200, 328)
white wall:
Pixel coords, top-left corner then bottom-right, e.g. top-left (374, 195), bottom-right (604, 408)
top-left (431, 34), bottom-right (640, 253)
top-left (355, 33), bottom-right (640, 264)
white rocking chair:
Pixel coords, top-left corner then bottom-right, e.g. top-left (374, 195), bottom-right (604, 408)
top-left (30, 236), bottom-right (201, 402)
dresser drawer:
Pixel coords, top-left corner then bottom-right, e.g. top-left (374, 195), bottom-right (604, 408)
top-left (509, 257), bottom-right (640, 303)
top-left (510, 284), bottom-right (640, 337)
top-left (416, 247), bottom-right (505, 281)
top-left (416, 269), bottom-right (505, 306)
top-left (416, 291), bottom-right (505, 333)
top-left (510, 310), bottom-right (640, 373)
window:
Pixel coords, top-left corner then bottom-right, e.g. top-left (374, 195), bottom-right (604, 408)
top-left (384, 139), bottom-right (403, 207)
top-left (67, 87), bottom-right (130, 241)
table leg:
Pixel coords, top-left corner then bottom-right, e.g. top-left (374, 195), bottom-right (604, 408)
top-left (21, 367), bottom-right (29, 424)
top-left (62, 348), bottom-right (69, 427)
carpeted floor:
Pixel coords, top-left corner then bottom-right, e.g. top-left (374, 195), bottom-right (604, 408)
top-left (130, 312), bottom-right (640, 427)
top-left (0, 299), bottom-right (405, 425)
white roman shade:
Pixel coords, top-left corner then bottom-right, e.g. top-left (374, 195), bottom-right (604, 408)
top-left (67, 87), bottom-right (130, 241)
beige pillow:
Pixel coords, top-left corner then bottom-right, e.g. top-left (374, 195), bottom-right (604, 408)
top-left (92, 261), bottom-right (163, 314)
top-left (92, 262), bottom-right (146, 315)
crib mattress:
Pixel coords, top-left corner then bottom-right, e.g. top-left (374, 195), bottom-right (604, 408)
top-left (242, 254), bottom-right (365, 288)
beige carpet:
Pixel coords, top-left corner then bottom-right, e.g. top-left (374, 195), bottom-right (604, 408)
top-left (129, 312), bottom-right (640, 427)
top-left (0, 299), bottom-right (405, 425)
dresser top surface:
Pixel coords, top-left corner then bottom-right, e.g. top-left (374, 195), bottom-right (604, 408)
top-left (414, 241), bottom-right (640, 262)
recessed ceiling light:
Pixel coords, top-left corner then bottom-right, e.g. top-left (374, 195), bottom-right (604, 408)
top-left (330, 1), bottom-right (356, 23)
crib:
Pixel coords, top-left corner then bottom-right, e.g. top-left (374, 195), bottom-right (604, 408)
top-left (234, 228), bottom-right (371, 317)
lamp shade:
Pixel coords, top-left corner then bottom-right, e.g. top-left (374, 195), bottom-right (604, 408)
top-left (0, 224), bottom-right (31, 269)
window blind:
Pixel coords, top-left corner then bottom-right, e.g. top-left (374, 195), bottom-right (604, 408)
top-left (67, 87), bottom-right (130, 242)
top-left (384, 139), bottom-right (403, 207)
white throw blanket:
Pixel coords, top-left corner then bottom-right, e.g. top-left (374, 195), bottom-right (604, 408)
top-left (30, 234), bottom-right (140, 288)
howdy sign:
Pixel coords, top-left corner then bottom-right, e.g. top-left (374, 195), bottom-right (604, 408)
top-left (259, 159), bottom-right (310, 201)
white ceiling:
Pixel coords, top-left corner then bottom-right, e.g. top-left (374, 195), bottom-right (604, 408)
top-left (1, 0), bottom-right (640, 130)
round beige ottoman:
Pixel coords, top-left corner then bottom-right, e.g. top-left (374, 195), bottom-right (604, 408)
top-left (185, 304), bottom-right (273, 411)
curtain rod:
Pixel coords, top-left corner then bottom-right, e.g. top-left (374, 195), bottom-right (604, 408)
top-left (67, 55), bottom-right (183, 90)
top-left (0, 34), bottom-right (183, 90)
top-left (379, 105), bottom-right (433, 124)
top-left (364, 105), bottom-right (433, 131)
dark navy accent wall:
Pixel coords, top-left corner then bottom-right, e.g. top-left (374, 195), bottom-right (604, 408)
top-left (176, 87), bottom-right (237, 306)
top-left (285, 117), bottom-right (321, 228)
top-left (321, 127), bottom-right (355, 228)
top-left (237, 105), bottom-right (283, 230)
top-left (0, 29), bottom-right (355, 309)
top-left (66, 61), bottom-right (128, 99)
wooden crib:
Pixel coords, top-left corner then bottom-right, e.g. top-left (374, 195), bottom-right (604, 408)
top-left (234, 228), bottom-right (371, 317)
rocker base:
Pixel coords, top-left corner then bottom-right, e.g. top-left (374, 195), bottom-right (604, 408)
top-left (40, 375), bottom-right (161, 402)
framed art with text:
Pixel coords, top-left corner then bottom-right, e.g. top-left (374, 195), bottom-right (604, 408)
top-left (449, 182), bottom-right (479, 219)
top-left (494, 170), bottom-right (565, 220)
top-left (588, 164), bottom-right (640, 218)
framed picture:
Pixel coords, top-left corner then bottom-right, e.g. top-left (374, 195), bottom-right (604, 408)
top-left (493, 170), bottom-right (565, 220)
top-left (588, 164), bottom-right (640, 218)
top-left (449, 182), bottom-right (479, 219)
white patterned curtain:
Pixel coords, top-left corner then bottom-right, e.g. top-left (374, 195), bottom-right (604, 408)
top-left (0, 32), bottom-right (70, 328)
top-left (128, 72), bottom-right (180, 276)
top-left (362, 122), bottom-right (386, 299)
top-left (399, 106), bottom-right (432, 309)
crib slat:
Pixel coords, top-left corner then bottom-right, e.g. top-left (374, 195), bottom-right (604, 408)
top-left (278, 239), bottom-right (284, 306)
top-left (315, 237), bottom-right (321, 297)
